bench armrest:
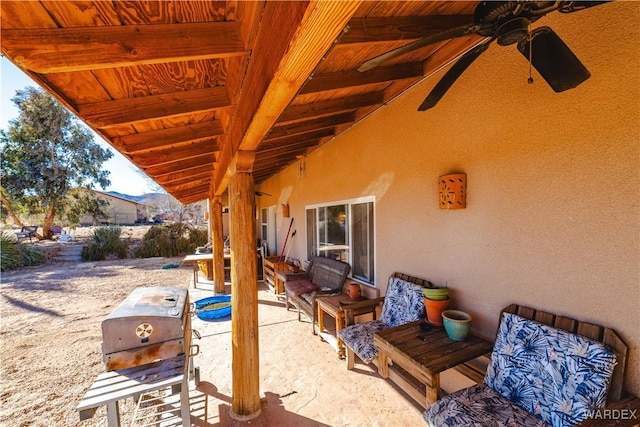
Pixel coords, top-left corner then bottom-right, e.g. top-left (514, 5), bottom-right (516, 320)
top-left (311, 289), bottom-right (339, 298)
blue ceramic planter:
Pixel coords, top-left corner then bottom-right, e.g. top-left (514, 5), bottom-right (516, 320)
top-left (442, 309), bottom-right (472, 341)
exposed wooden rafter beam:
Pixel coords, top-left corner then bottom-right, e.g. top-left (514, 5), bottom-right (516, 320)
top-left (113, 121), bottom-right (224, 154)
top-left (77, 87), bottom-right (231, 128)
top-left (179, 192), bottom-right (210, 205)
top-left (254, 164), bottom-right (285, 175)
top-left (153, 165), bottom-right (213, 185)
top-left (266, 112), bottom-right (355, 140)
top-left (156, 172), bottom-right (212, 188)
top-left (339, 15), bottom-right (474, 44)
top-left (256, 140), bottom-right (319, 160)
top-left (279, 113), bottom-right (354, 135)
top-left (172, 184), bottom-right (211, 202)
top-left (180, 196), bottom-right (205, 205)
top-left (300, 62), bottom-right (423, 94)
top-left (1, 22), bottom-right (247, 73)
top-left (213, 0), bottom-right (363, 195)
top-left (143, 155), bottom-right (216, 177)
top-left (164, 178), bottom-right (211, 193)
top-left (253, 156), bottom-right (298, 172)
top-left (278, 92), bottom-right (383, 123)
top-left (129, 143), bottom-right (218, 168)
top-left (262, 128), bottom-right (335, 145)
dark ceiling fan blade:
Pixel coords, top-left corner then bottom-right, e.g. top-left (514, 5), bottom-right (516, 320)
top-left (357, 24), bottom-right (478, 72)
top-left (517, 26), bottom-right (590, 93)
top-left (418, 41), bottom-right (490, 111)
top-left (557, 1), bottom-right (611, 14)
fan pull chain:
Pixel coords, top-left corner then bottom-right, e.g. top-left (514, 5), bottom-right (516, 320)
top-left (527, 23), bottom-right (534, 84)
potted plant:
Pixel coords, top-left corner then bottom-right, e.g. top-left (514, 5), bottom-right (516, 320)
top-left (422, 286), bottom-right (450, 326)
top-left (441, 310), bottom-right (472, 341)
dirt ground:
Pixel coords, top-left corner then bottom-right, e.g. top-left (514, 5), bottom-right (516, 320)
top-left (0, 232), bottom-right (431, 426)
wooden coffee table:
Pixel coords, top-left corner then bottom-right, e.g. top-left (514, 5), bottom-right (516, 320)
top-left (316, 294), bottom-right (377, 358)
top-left (373, 320), bottom-right (493, 408)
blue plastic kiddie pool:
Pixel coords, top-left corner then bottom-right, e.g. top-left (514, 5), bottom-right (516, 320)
top-left (194, 295), bottom-right (231, 321)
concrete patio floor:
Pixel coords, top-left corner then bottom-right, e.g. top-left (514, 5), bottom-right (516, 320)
top-left (178, 278), bottom-right (457, 427)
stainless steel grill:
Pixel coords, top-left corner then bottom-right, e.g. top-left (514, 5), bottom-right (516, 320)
top-left (101, 287), bottom-right (191, 371)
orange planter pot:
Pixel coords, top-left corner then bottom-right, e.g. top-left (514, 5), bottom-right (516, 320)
top-left (424, 297), bottom-right (451, 326)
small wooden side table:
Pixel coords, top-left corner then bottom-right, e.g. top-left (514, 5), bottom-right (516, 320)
top-left (373, 320), bottom-right (493, 408)
top-left (316, 293), bottom-right (377, 358)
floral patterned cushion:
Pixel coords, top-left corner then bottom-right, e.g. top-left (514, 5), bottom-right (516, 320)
top-left (485, 313), bottom-right (617, 427)
top-left (337, 320), bottom-right (387, 363)
top-left (423, 383), bottom-right (550, 427)
top-left (424, 313), bottom-right (618, 427)
top-left (338, 276), bottom-right (425, 363)
top-left (379, 277), bottom-right (426, 327)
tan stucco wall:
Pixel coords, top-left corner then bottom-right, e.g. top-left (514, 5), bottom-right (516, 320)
top-left (257, 2), bottom-right (639, 395)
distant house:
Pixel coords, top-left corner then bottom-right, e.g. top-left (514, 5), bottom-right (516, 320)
top-left (80, 190), bottom-right (147, 226)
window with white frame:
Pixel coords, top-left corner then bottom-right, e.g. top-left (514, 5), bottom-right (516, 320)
top-left (306, 197), bottom-right (375, 284)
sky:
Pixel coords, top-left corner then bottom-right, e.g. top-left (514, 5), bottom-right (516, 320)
top-left (1, 57), bottom-right (156, 196)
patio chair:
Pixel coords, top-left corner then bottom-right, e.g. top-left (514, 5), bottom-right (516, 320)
top-left (15, 226), bottom-right (38, 242)
top-left (338, 273), bottom-right (427, 369)
top-left (284, 256), bottom-right (351, 333)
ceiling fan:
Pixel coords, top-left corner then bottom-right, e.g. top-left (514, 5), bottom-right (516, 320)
top-left (358, 1), bottom-right (610, 111)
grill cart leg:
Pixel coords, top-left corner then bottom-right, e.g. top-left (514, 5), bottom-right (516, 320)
top-left (106, 401), bottom-right (120, 426)
top-left (181, 376), bottom-right (191, 426)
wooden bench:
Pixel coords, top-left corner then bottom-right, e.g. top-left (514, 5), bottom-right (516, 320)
top-left (424, 304), bottom-right (639, 427)
top-left (15, 225), bottom-right (37, 242)
top-left (284, 256), bottom-right (351, 333)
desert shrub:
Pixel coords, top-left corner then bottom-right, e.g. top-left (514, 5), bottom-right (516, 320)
top-left (188, 227), bottom-right (208, 246)
top-left (1, 231), bottom-right (44, 271)
top-left (82, 226), bottom-right (127, 261)
top-left (1, 232), bottom-right (22, 271)
top-left (134, 223), bottom-right (207, 258)
top-left (21, 244), bottom-right (44, 266)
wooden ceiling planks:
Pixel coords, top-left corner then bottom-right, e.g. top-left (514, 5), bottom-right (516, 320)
top-left (1, 0), bottom-right (483, 203)
top-left (1, 22), bottom-right (247, 73)
top-left (0, 1), bottom-right (58, 28)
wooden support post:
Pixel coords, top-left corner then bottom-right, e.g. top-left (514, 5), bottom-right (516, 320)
top-left (210, 196), bottom-right (226, 294)
top-left (229, 151), bottom-right (261, 420)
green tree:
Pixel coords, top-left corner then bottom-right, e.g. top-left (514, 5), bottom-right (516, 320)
top-left (0, 86), bottom-right (113, 239)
